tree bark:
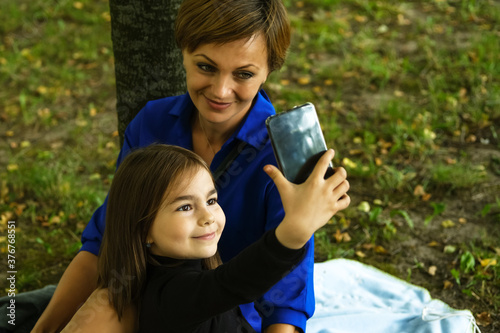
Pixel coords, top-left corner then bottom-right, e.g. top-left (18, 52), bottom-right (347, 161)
top-left (109, 0), bottom-right (186, 146)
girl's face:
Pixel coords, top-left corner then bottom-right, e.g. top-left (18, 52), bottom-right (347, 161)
top-left (147, 168), bottom-right (226, 259)
top-left (182, 34), bottom-right (269, 128)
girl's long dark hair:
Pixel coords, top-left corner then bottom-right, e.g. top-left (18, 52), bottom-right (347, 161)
top-left (97, 144), bottom-right (221, 319)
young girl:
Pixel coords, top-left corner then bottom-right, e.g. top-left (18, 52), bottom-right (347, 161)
top-left (62, 144), bottom-right (350, 332)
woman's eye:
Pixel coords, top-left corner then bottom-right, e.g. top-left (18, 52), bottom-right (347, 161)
top-left (236, 72), bottom-right (253, 80)
top-left (207, 198), bottom-right (218, 206)
top-left (177, 205), bottom-right (192, 212)
top-left (197, 63), bottom-right (215, 73)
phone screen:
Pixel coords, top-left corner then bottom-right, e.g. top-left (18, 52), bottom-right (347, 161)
top-left (266, 103), bottom-right (333, 183)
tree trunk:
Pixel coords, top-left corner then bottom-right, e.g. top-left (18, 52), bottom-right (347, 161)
top-left (109, 0), bottom-right (186, 146)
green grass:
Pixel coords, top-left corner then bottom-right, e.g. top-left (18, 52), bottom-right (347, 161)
top-left (1, 0), bottom-right (499, 329)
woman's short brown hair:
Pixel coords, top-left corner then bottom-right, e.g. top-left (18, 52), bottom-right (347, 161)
top-left (175, 0), bottom-right (291, 72)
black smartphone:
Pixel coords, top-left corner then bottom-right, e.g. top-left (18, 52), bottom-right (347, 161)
top-left (266, 103), bottom-right (334, 184)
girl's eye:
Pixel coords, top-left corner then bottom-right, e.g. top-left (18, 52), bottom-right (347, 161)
top-left (177, 205), bottom-right (192, 212)
top-left (197, 63), bottom-right (216, 73)
top-left (207, 198), bottom-right (218, 206)
top-left (236, 71), bottom-right (253, 80)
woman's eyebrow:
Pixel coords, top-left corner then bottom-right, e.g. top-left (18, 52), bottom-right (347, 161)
top-left (194, 54), bottom-right (259, 70)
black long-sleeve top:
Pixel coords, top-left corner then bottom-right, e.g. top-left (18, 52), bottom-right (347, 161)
top-left (139, 229), bottom-right (305, 332)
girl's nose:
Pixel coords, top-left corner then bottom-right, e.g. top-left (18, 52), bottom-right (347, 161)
top-left (199, 208), bottom-right (215, 226)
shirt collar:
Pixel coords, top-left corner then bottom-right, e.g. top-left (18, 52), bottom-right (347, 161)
top-left (167, 90), bottom-right (276, 149)
top-left (233, 90), bottom-right (275, 149)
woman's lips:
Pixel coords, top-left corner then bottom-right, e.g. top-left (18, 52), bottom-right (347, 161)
top-left (205, 96), bottom-right (232, 111)
top-left (194, 232), bottom-right (216, 240)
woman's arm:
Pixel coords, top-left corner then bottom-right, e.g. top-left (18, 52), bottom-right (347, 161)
top-left (60, 289), bottom-right (137, 333)
top-left (265, 324), bottom-right (300, 333)
top-left (31, 251), bottom-right (98, 333)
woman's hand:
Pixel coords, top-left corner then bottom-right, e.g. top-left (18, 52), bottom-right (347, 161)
top-left (265, 149), bottom-right (350, 249)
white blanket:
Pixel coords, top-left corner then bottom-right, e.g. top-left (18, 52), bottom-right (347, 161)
top-left (308, 259), bottom-right (480, 333)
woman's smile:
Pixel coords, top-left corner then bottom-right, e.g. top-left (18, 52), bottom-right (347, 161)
top-left (204, 96), bottom-right (232, 111)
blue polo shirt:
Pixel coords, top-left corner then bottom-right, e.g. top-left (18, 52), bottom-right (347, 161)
top-left (80, 91), bottom-right (315, 332)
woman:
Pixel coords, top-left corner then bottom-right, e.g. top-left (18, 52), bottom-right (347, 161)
top-left (33, 1), bottom-right (313, 332)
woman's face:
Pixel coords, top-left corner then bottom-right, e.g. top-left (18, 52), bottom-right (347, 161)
top-left (147, 167), bottom-right (226, 259)
top-left (182, 34), bottom-right (269, 128)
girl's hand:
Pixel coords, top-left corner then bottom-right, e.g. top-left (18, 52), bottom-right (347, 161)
top-left (264, 149), bottom-right (350, 249)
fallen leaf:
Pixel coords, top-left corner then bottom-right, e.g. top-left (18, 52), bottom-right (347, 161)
top-left (362, 243), bottom-right (374, 250)
top-left (458, 218), bottom-right (467, 224)
top-left (443, 280), bottom-right (453, 289)
top-left (428, 241), bottom-right (440, 247)
top-left (37, 86), bottom-right (48, 95)
top-left (441, 219), bottom-right (455, 228)
top-left (333, 229), bottom-right (351, 243)
top-left (428, 266), bottom-right (437, 276)
top-left (479, 258), bottom-right (497, 268)
top-left (342, 157), bottom-right (358, 169)
top-left (354, 15), bottom-right (368, 23)
top-left (414, 185), bottom-right (426, 196)
top-left (475, 312), bottom-right (492, 327)
top-left (355, 251), bottom-right (366, 258)
top-left (397, 14), bottom-right (411, 25)
top-left (357, 201), bottom-right (370, 213)
top-left (445, 157), bottom-right (457, 165)
top-left (50, 216), bottom-right (61, 224)
top-left (374, 245), bottom-right (388, 254)
top-left (7, 164), bottom-right (18, 172)
top-left (312, 86), bottom-right (322, 93)
top-left (297, 77), bottom-right (310, 85)
top-left (333, 229), bottom-right (343, 243)
top-left (422, 193), bottom-right (432, 201)
top-left (443, 245), bottom-right (457, 254)
top-left (466, 134), bottom-right (477, 143)
top-left (14, 204), bottom-right (26, 216)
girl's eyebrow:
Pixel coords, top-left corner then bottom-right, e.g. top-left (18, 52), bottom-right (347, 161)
top-left (193, 54), bottom-right (259, 70)
top-left (169, 188), bottom-right (217, 205)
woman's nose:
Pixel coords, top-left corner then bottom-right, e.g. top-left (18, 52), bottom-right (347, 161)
top-left (211, 74), bottom-right (232, 99)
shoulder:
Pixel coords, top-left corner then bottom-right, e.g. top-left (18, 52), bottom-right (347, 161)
top-left (129, 93), bottom-right (190, 128)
